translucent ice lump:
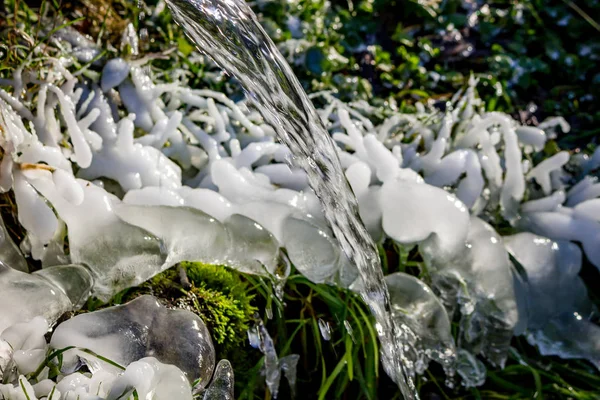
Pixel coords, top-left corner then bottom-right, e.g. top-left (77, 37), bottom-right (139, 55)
top-left (433, 217), bottom-right (519, 367)
top-left (0, 294), bottom-right (224, 399)
top-left (386, 272), bottom-right (455, 377)
top-left (0, 216), bottom-right (27, 272)
top-left (0, 263), bottom-right (93, 335)
top-left (51, 295), bottom-right (216, 386)
top-left (283, 216), bottom-right (355, 284)
top-left (354, 170), bottom-right (517, 367)
top-left (248, 319), bottom-right (300, 398)
top-left (519, 207), bottom-right (600, 269)
top-left (505, 233), bottom-right (600, 368)
top-left (203, 360), bottom-right (235, 400)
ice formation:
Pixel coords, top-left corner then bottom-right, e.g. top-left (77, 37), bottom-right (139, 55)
top-left (505, 233), bottom-right (600, 368)
top-left (386, 273), bottom-right (455, 377)
top-left (0, 216), bottom-right (27, 272)
top-left (0, 263), bottom-right (92, 334)
top-left (247, 319), bottom-right (300, 398)
top-left (0, 296), bottom-right (232, 399)
top-left (202, 360), bottom-right (235, 400)
top-left (50, 295), bottom-right (215, 385)
top-left (0, 19), bottom-right (599, 396)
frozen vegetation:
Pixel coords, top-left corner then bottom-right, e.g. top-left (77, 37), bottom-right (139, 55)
top-left (0, 5), bottom-right (599, 399)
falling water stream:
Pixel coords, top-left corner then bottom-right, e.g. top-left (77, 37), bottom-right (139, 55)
top-left (165, 0), bottom-right (418, 398)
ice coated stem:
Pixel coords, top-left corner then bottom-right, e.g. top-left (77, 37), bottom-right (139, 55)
top-left (165, 0), bottom-right (417, 397)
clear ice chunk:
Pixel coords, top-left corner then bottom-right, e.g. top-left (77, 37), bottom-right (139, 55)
top-left (236, 201), bottom-right (294, 243)
top-left (256, 321), bottom-right (281, 399)
top-left (71, 218), bottom-right (166, 301)
top-left (504, 233), bottom-right (600, 368)
top-left (434, 217), bottom-right (518, 367)
top-left (203, 359), bottom-right (235, 400)
top-left (378, 180), bottom-right (519, 366)
top-left (114, 204), bottom-right (231, 267)
top-left (279, 354), bottom-right (300, 398)
top-left (281, 215), bottom-right (343, 283)
top-left (249, 319), bottom-right (300, 399)
top-left (247, 325), bottom-right (261, 349)
top-left (35, 264), bottom-right (94, 309)
top-left (0, 215), bottom-right (28, 272)
top-left (0, 339), bottom-right (11, 380)
top-left (455, 349), bottom-right (486, 388)
top-left (223, 214), bottom-right (280, 275)
top-left (386, 272), bottom-right (455, 376)
top-left (50, 295), bottom-right (216, 387)
top-left (518, 210), bottom-right (600, 269)
top-left (26, 175), bottom-right (167, 300)
top-left (525, 313), bottom-right (600, 370)
top-left (505, 233), bottom-right (589, 328)
top-left (0, 264), bottom-right (91, 334)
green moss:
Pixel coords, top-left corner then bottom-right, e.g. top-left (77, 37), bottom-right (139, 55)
top-left (84, 262), bottom-right (258, 360)
top-left (144, 262), bottom-right (257, 356)
top-left (81, 262), bottom-right (261, 386)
